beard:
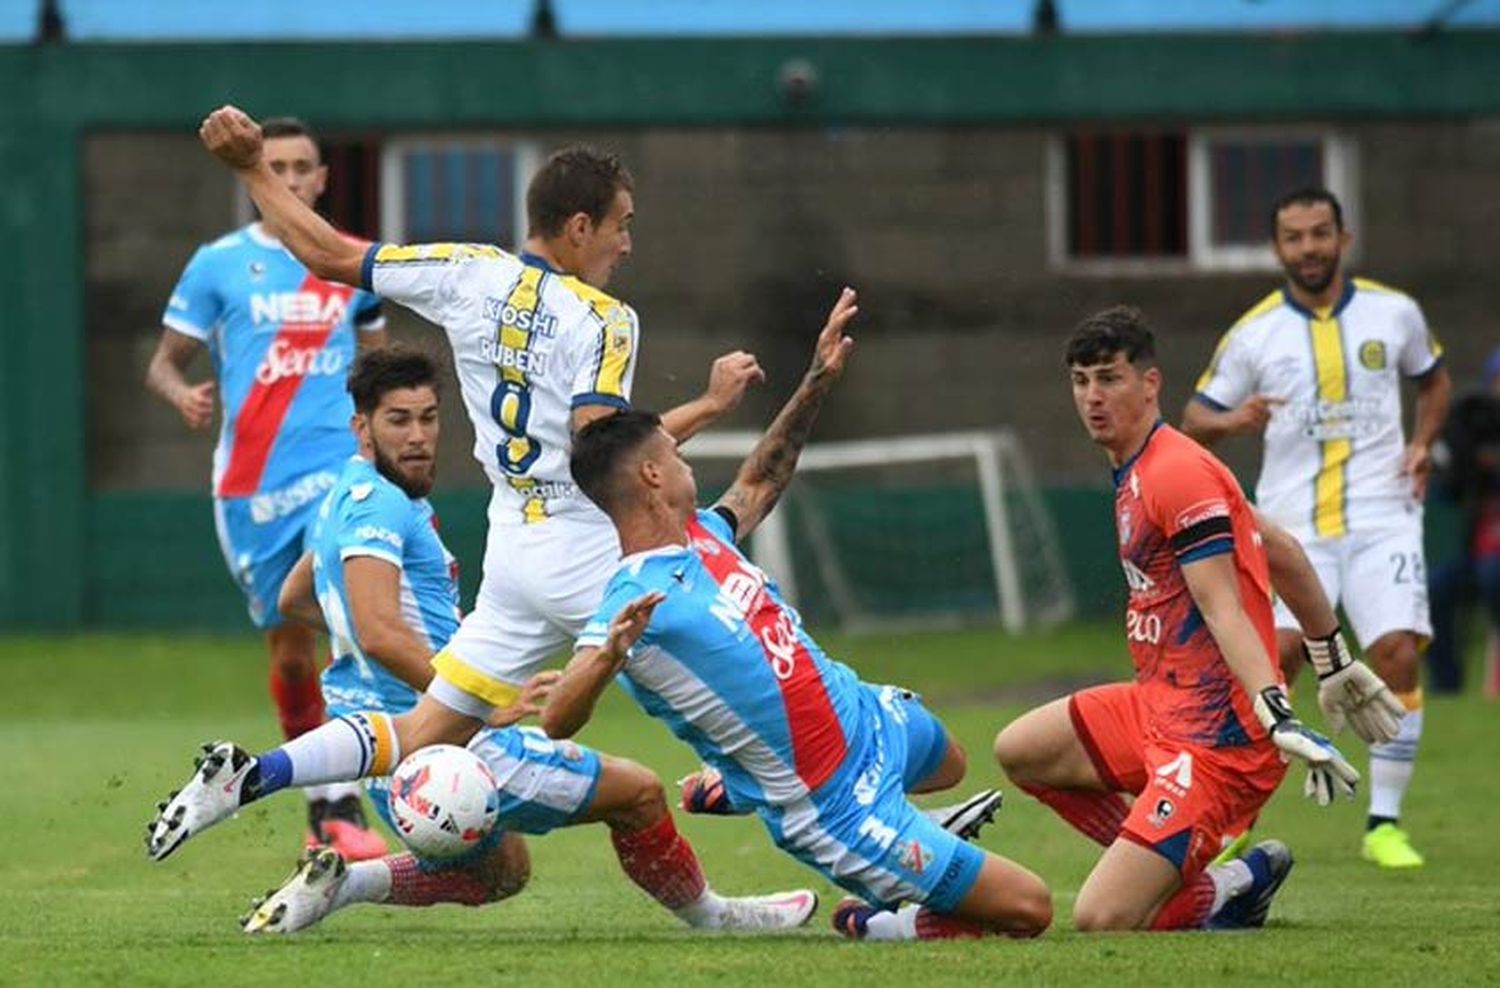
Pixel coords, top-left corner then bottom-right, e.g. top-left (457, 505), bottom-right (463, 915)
top-left (373, 446), bottom-right (436, 498)
top-left (1283, 251), bottom-right (1341, 295)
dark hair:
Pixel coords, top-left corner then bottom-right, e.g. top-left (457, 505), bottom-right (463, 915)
top-left (1270, 186), bottom-right (1344, 234)
top-left (260, 116), bottom-right (322, 161)
top-left (527, 145), bottom-right (634, 239)
top-left (570, 409), bottom-right (663, 514)
top-left (1064, 305), bottom-right (1157, 368)
top-left (348, 346), bottom-right (440, 414)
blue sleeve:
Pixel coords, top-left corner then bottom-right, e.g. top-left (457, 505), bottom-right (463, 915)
top-left (695, 507), bottom-right (736, 543)
top-left (161, 246), bottom-right (222, 341)
top-left (576, 573), bottom-right (646, 650)
top-left (352, 289), bottom-right (385, 330)
top-left (334, 484), bottom-right (411, 569)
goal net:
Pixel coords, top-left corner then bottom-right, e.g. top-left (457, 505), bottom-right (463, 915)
top-left (683, 429), bottom-right (1075, 633)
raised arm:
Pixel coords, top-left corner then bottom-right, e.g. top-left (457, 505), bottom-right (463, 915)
top-left (145, 329), bottom-right (215, 431)
top-left (659, 351), bottom-right (766, 443)
top-left (199, 105), bottom-right (367, 287)
top-left (714, 288), bottom-right (858, 540)
top-left (542, 591), bottom-right (664, 739)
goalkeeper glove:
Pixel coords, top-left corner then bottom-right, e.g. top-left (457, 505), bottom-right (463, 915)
top-left (1253, 684), bottom-right (1359, 807)
top-left (1303, 628), bottom-right (1405, 744)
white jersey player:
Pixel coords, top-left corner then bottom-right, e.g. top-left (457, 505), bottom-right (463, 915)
top-left (1182, 187), bottom-right (1451, 870)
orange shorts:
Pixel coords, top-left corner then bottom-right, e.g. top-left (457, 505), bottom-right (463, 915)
top-left (1069, 682), bottom-right (1286, 877)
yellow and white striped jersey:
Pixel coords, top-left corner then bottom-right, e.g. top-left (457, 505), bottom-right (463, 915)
top-left (363, 243), bottom-right (638, 526)
top-left (1194, 278), bottom-right (1443, 543)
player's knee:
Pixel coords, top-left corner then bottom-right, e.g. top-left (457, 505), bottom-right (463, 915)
top-left (483, 859), bottom-right (530, 902)
top-left (992, 723), bottom-right (1032, 782)
top-left (1072, 899), bottom-right (1140, 933)
top-left (1003, 880), bottom-right (1053, 937)
top-left (611, 758), bottom-right (670, 828)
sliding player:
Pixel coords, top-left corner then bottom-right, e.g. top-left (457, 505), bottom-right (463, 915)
top-left (547, 289), bottom-right (1054, 942)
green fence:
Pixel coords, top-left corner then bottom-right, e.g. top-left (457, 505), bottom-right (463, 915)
top-left (78, 486), bottom-right (1462, 632)
top-left (4, 31), bottom-right (1497, 629)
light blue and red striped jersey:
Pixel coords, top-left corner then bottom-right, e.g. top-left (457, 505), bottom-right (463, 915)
top-left (162, 223), bottom-right (384, 501)
top-left (576, 508), bottom-right (866, 810)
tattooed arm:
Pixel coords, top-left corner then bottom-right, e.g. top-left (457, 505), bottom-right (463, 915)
top-left (713, 288), bottom-right (858, 541)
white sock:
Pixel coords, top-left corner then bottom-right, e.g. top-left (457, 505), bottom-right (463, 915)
top-left (673, 888), bottom-right (728, 928)
top-left (330, 860), bottom-right (394, 911)
top-left (279, 713), bottom-right (400, 788)
top-left (1207, 860), bottom-right (1253, 914)
top-left (863, 903), bottom-right (920, 941)
top-left (1369, 706), bottom-right (1422, 821)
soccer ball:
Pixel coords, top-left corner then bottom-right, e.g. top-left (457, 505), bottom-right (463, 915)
top-left (388, 744), bottom-right (501, 860)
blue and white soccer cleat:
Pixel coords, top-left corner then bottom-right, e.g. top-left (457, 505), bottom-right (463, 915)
top-left (832, 897), bottom-right (879, 940)
top-left (146, 741), bottom-right (256, 862)
top-left (242, 847), bottom-right (348, 935)
top-left (1207, 839), bottom-right (1294, 930)
top-left (678, 765), bottom-right (750, 816)
top-left (924, 790), bottom-right (1003, 843)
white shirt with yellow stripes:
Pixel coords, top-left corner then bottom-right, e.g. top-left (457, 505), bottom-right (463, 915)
top-left (362, 243), bottom-right (638, 527)
top-left (1194, 278), bottom-right (1444, 544)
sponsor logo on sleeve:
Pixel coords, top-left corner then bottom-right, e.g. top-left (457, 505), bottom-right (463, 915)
top-left (1173, 499), bottom-right (1231, 532)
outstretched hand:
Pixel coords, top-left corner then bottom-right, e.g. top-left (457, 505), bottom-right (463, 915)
top-left (809, 287), bottom-right (858, 381)
top-left (602, 591), bottom-right (666, 662)
top-left (487, 670), bottom-right (562, 728)
top-left (199, 105), bottom-right (264, 170)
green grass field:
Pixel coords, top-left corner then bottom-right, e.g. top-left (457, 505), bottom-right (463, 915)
top-left (2, 626), bottom-right (1497, 986)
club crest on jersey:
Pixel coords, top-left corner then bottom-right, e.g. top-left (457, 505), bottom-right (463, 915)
top-left (248, 261), bottom-right (266, 282)
top-left (899, 839), bottom-right (935, 875)
top-left (1358, 339), bottom-right (1387, 371)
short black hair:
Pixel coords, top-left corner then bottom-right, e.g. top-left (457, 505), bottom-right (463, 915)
top-left (1270, 186), bottom-right (1344, 234)
top-left (1064, 305), bottom-right (1157, 368)
top-left (570, 409), bottom-right (663, 515)
top-left (347, 346), bottom-right (439, 414)
top-left (260, 116), bottom-right (322, 161)
top-left (527, 145), bottom-right (634, 239)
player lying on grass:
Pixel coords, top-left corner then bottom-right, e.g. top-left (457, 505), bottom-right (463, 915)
top-left (544, 290), bottom-right (1054, 941)
top-left (152, 346), bottom-right (817, 934)
top-left (994, 305), bottom-right (1398, 933)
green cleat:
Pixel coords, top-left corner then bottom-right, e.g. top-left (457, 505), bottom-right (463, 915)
top-left (1362, 822), bottom-right (1425, 869)
top-left (1211, 831), bottom-right (1252, 868)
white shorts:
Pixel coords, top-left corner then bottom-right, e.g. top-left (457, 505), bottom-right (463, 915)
top-left (430, 514), bottom-right (621, 716)
top-left (1272, 520), bottom-right (1432, 649)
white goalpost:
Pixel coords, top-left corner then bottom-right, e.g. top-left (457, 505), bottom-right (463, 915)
top-left (683, 429), bottom-right (1076, 633)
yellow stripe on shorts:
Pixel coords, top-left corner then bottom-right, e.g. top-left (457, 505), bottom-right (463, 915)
top-left (431, 647), bottom-right (523, 710)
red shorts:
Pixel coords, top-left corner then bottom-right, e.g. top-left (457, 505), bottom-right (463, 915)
top-left (1069, 682), bottom-right (1286, 877)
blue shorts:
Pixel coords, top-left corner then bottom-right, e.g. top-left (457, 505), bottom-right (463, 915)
top-left (758, 685), bottom-right (983, 912)
top-left (358, 724), bottom-right (602, 845)
top-left (213, 495), bottom-right (319, 630)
